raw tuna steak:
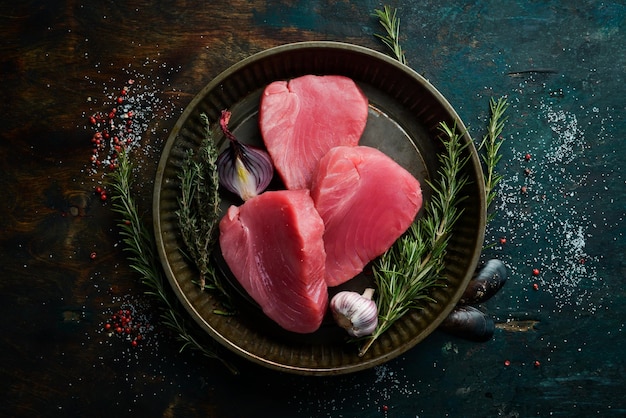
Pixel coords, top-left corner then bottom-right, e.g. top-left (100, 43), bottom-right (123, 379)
top-left (259, 74), bottom-right (369, 190)
top-left (311, 145), bottom-right (422, 287)
top-left (219, 189), bottom-right (328, 333)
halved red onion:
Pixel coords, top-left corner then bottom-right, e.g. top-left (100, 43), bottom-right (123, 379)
top-left (217, 110), bottom-right (274, 201)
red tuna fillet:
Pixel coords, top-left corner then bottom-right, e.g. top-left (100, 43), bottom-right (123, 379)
top-left (219, 189), bottom-right (328, 333)
top-left (311, 146), bottom-right (422, 287)
top-left (259, 75), bottom-right (369, 190)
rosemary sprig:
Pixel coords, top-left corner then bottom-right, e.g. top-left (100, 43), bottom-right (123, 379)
top-left (176, 114), bottom-right (232, 308)
top-left (109, 150), bottom-right (237, 374)
top-left (374, 6), bottom-right (507, 223)
top-left (373, 5), bottom-right (408, 65)
top-left (360, 122), bottom-right (469, 356)
top-left (367, 6), bottom-right (510, 354)
top-left (478, 96), bottom-right (508, 221)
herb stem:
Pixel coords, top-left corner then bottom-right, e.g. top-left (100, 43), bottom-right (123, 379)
top-left (479, 96), bottom-right (508, 220)
top-left (368, 6), bottom-right (508, 356)
top-left (109, 150), bottom-right (237, 374)
top-left (176, 114), bottom-right (232, 310)
top-left (373, 6), bottom-right (408, 65)
top-left (361, 122), bottom-right (469, 357)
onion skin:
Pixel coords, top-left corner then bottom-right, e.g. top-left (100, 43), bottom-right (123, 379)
top-left (217, 110), bottom-right (274, 201)
top-left (217, 143), bottom-right (273, 201)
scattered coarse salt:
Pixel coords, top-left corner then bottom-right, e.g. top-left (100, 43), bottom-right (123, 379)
top-left (82, 59), bottom-right (182, 187)
top-left (484, 94), bottom-right (610, 317)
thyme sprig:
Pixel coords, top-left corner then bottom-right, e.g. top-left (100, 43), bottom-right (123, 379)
top-left (176, 113), bottom-right (232, 309)
top-left (478, 97), bottom-right (508, 221)
top-left (109, 150), bottom-right (237, 374)
top-left (360, 122), bottom-right (469, 356)
top-left (373, 6), bottom-right (408, 65)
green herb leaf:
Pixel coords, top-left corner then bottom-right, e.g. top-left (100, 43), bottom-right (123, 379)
top-left (478, 96), bottom-right (508, 222)
top-left (368, 5), bottom-right (509, 355)
top-left (373, 5), bottom-right (408, 65)
top-left (175, 113), bottom-right (233, 312)
top-left (360, 122), bottom-right (470, 356)
top-left (108, 150), bottom-right (237, 374)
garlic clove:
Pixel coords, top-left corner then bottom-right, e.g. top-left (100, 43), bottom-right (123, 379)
top-left (330, 288), bottom-right (378, 337)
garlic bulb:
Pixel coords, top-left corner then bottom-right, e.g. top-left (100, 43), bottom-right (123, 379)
top-left (330, 288), bottom-right (378, 337)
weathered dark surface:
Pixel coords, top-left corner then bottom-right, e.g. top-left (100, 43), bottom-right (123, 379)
top-left (1, 1), bottom-right (625, 417)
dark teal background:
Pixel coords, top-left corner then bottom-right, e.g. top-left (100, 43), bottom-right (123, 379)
top-left (232, 2), bottom-right (626, 417)
top-left (1, 1), bottom-right (624, 417)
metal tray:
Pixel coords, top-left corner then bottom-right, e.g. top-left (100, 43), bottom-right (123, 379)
top-left (153, 41), bottom-right (486, 375)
